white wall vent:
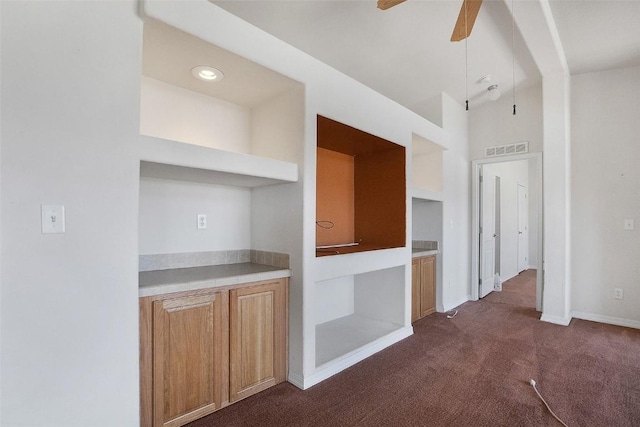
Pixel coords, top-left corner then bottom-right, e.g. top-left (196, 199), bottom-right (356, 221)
top-left (484, 141), bottom-right (528, 158)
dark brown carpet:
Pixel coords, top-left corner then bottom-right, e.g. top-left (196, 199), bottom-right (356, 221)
top-left (188, 270), bottom-right (640, 427)
top-left (483, 269), bottom-right (537, 308)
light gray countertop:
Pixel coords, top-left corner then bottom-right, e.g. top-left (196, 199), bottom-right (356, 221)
top-left (139, 262), bottom-right (291, 297)
top-left (411, 248), bottom-right (439, 258)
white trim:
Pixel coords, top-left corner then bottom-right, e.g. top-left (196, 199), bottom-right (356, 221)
top-left (443, 295), bottom-right (470, 312)
top-left (528, 264), bottom-right (538, 269)
top-left (287, 371), bottom-right (305, 390)
top-left (540, 313), bottom-right (572, 326)
top-left (471, 153), bottom-right (544, 311)
top-left (297, 327), bottom-right (413, 390)
top-left (572, 311), bottom-right (640, 330)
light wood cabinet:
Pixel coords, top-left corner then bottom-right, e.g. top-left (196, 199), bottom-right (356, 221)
top-left (411, 255), bottom-right (436, 322)
top-left (230, 281), bottom-right (287, 402)
top-left (140, 278), bottom-right (288, 427)
top-left (152, 292), bottom-right (226, 427)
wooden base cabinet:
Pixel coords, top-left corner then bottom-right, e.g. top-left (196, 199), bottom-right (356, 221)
top-left (411, 256), bottom-right (436, 323)
top-left (140, 278), bottom-right (288, 427)
top-left (230, 281), bottom-right (287, 402)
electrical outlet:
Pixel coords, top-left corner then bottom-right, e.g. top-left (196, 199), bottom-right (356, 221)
top-left (614, 288), bottom-right (624, 300)
top-left (197, 214), bottom-right (207, 230)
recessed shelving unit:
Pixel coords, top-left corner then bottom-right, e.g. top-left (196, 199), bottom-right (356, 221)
top-left (137, 18), bottom-right (303, 259)
top-left (316, 115), bottom-right (406, 256)
top-left (314, 266), bottom-right (405, 367)
top-left (412, 133), bottom-right (444, 201)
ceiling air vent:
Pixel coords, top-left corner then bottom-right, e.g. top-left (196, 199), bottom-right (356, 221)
top-left (484, 141), bottom-right (529, 158)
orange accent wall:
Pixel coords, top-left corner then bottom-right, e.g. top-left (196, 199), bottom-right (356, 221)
top-left (316, 148), bottom-right (355, 246)
top-left (316, 115), bottom-right (406, 256)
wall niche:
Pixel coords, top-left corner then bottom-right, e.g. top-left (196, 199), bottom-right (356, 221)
top-left (316, 115), bottom-right (406, 256)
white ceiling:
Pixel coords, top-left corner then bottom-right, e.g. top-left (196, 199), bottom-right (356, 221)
top-left (210, 0), bottom-right (639, 118)
top-left (142, 19), bottom-right (300, 108)
top-left (143, 1), bottom-right (640, 121)
top-left (214, 0), bottom-right (542, 117)
top-left (548, 0), bottom-right (640, 75)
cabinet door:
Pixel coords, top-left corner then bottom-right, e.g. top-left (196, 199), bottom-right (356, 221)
top-left (411, 258), bottom-right (421, 323)
top-left (420, 256), bottom-right (436, 317)
top-left (229, 279), bottom-right (287, 402)
top-left (153, 292), bottom-right (226, 427)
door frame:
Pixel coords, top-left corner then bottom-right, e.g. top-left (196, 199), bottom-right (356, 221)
top-left (517, 182), bottom-right (529, 273)
top-left (471, 152), bottom-right (543, 311)
top-left (479, 166), bottom-right (497, 298)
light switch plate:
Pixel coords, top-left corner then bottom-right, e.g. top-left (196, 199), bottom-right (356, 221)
top-left (41, 204), bottom-right (65, 234)
top-left (624, 219), bottom-right (634, 230)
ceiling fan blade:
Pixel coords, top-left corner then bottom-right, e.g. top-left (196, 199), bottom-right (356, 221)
top-left (451, 0), bottom-right (483, 42)
top-left (377, 0), bottom-right (407, 11)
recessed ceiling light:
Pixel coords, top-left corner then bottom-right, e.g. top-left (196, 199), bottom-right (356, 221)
top-left (191, 66), bottom-right (224, 82)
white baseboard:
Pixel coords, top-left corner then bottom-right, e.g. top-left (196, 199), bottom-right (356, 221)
top-left (287, 371), bottom-right (305, 390)
top-left (571, 311), bottom-right (640, 330)
top-left (443, 295), bottom-right (470, 312)
top-left (528, 264), bottom-right (538, 270)
top-left (290, 326), bottom-right (413, 390)
top-left (540, 313), bottom-right (572, 326)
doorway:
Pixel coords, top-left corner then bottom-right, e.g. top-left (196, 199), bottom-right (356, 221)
top-left (471, 153), bottom-right (543, 311)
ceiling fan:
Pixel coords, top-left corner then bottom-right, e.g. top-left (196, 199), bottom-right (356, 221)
top-left (377, 0), bottom-right (483, 42)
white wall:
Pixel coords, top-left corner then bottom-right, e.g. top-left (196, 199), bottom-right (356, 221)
top-left (250, 85), bottom-right (306, 374)
top-left (441, 93), bottom-right (471, 311)
top-left (1, 1), bottom-right (141, 426)
top-left (469, 84), bottom-right (542, 274)
top-left (140, 76), bottom-right (251, 152)
top-left (468, 83), bottom-right (543, 160)
top-left (139, 178), bottom-right (251, 254)
top-left (0, 1), bottom-right (475, 421)
top-left (484, 160), bottom-right (530, 281)
top-left (541, 73), bottom-right (572, 325)
top-left (314, 276), bottom-right (354, 325)
top-left (571, 66), bottom-right (640, 326)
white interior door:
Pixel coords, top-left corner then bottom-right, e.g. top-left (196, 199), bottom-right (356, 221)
top-left (479, 167), bottom-right (496, 298)
top-left (517, 184), bottom-right (529, 273)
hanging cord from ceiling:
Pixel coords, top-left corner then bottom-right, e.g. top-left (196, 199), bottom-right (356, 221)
top-left (465, 0), bottom-right (469, 111)
top-left (512, 0), bottom-right (517, 115)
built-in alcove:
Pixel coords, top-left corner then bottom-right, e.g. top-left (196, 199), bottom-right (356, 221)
top-left (137, 18), bottom-right (304, 255)
top-left (412, 133), bottom-right (444, 200)
top-left (139, 18), bottom-right (304, 165)
top-left (314, 266), bottom-right (405, 367)
top-left (316, 115), bottom-right (406, 256)
top-left (412, 198), bottom-right (443, 311)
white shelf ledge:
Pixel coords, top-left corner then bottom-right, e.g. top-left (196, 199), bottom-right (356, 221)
top-left (411, 188), bottom-right (444, 201)
top-left (137, 135), bottom-right (298, 187)
top-left (315, 314), bottom-right (403, 367)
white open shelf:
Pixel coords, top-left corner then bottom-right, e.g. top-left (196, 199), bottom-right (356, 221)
top-left (316, 314), bottom-right (402, 367)
top-left (411, 188), bottom-right (444, 202)
top-left (313, 265), bottom-right (405, 369)
top-left (138, 135), bottom-right (298, 187)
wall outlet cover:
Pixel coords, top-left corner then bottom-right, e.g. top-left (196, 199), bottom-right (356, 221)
top-left (197, 214), bottom-right (207, 230)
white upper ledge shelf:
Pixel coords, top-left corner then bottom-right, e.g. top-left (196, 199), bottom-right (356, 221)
top-left (138, 136), bottom-right (298, 187)
top-left (411, 188), bottom-right (444, 202)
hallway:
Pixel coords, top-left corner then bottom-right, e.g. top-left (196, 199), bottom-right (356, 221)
top-left (482, 269), bottom-right (537, 308)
